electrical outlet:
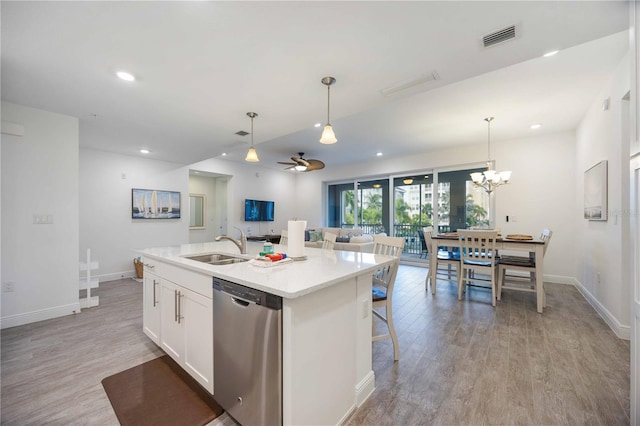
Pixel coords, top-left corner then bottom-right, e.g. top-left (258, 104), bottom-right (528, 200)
top-left (3, 282), bottom-right (14, 292)
top-left (362, 299), bottom-right (370, 319)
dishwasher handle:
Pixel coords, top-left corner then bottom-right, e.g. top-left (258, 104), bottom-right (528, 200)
top-left (231, 297), bottom-right (250, 308)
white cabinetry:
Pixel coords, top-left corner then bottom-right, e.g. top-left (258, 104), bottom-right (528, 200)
top-left (142, 269), bottom-right (161, 345)
top-left (142, 258), bottom-right (213, 394)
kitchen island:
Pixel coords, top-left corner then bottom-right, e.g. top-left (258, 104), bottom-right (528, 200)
top-left (137, 240), bottom-right (396, 426)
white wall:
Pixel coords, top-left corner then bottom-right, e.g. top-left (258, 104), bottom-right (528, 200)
top-left (576, 52), bottom-right (631, 337)
top-left (79, 149), bottom-right (189, 281)
top-left (1, 102), bottom-right (80, 328)
top-left (77, 151), bottom-right (299, 281)
top-left (189, 157), bottom-right (299, 238)
top-left (297, 130), bottom-right (577, 279)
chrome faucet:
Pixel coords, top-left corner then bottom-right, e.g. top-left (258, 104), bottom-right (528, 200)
top-left (215, 226), bottom-right (247, 254)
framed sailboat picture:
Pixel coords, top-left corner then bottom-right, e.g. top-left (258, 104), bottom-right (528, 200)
top-left (132, 188), bottom-right (181, 219)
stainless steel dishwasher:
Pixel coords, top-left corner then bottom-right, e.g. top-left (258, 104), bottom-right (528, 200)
top-left (213, 277), bottom-right (282, 426)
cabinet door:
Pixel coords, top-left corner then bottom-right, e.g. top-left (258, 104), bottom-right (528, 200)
top-left (142, 272), bottom-right (161, 344)
top-left (183, 288), bottom-right (214, 394)
top-left (160, 279), bottom-right (185, 362)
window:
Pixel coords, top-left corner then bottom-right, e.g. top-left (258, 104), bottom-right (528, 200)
top-left (438, 168), bottom-right (489, 232)
top-left (393, 174), bottom-right (433, 255)
top-left (328, 183), bottom-right (355, 228)
top-left (326, 166), bottom-right (488, 259)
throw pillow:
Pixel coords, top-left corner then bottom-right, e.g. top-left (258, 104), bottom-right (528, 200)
top-left (350, 234), bottom-right (373, 244)
top-left (309, 230), bottom-right (323, 242)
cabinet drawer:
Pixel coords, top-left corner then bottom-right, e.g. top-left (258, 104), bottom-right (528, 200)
top-left (142, 257), bottom-right (212, 299)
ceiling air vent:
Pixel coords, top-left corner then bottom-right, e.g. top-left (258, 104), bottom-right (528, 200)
top-left (483, 25), bottom-right (517, 48)
top-left (235, 130), bottom-right (249, 136)
top-left (380, 71), bottom-right (441, 97)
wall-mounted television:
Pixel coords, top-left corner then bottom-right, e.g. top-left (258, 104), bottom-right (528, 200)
top-left (244, 199), bottom-right (274, 222)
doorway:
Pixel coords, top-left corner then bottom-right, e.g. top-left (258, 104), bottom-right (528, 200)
top-left (188, 170), bottom-right (229, 243)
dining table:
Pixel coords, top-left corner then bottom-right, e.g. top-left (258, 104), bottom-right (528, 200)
top-left (429, 232), bottom-right (547, 313)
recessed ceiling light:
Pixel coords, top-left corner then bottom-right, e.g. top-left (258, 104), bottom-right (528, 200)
top-left (543, 50), bottom-right (559, 57)
top-left (117, 71), bottom-right (135, 81)
top-left (221, 152), bottom-right (227, 156)
top-left (376, 152), bottom-right (383, 157)
top-left (530, 123), bottom-right (542, 130)
top-left (140, 149), bottom-right (150, 154)
top-left (314, 123), bottom-right (321, 128)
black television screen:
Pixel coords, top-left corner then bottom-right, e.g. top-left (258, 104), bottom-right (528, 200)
top-left (245, 199), bottom-right (275, 222)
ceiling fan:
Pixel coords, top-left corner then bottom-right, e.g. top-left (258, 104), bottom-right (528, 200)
top-left (278, 152), bottom-right (325, 172)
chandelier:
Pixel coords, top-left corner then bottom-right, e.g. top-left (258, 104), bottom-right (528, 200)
top-left (470, 117), bottom-right (511, 194)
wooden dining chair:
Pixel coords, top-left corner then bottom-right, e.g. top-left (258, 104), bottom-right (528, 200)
top-left (371, 235), bottom-right (405, 361)
top-left (497, 229), bottom-right (553, 309)
top-left (279, 230), bottom-right (288, 245)
top-left (423, 227), bottom-right (460, 294)
top-left (457, 229), bottom-right (499, 306)
top-left (321, 232), bottom-right (337, 250)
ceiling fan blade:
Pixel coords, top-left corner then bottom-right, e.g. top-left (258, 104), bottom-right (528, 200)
top-left (304, 159), bottom-right (325, 171)
top-left (278, 161), bottom-right (297, 166)
top-left (290, 157), bottom-right (310, 167)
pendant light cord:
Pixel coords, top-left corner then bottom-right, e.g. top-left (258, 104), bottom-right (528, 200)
top-left (485, 116), bottom-right (494, 166)
top-left (487, 118), bottom-right (490, 161)
top-left (327, 85), bottom-right (331, 125)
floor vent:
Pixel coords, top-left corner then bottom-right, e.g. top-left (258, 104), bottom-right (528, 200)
top-left (235, 130), bottom-right (249, 136)
top-left (483, 25), bottom-right (517, 48)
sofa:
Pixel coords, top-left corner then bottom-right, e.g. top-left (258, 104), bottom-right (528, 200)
top-left (304, 227), bottom-right (375, 253)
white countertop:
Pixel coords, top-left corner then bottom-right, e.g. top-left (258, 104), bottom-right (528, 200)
top-left (135, 241), bottom-right (395, 299)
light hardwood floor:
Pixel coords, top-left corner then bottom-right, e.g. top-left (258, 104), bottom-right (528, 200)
top-left (1, 266), bottom-right (630, 425)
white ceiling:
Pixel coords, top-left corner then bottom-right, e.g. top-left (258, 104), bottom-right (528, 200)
top-left (1, 1), bottom-right (629, 171)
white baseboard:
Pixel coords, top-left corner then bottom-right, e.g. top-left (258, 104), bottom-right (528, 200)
top-left (355, 370), bottom-right (376, 406)
top-left (95, 270), bottom-right (137, 282)
top-left (543, 274), bottom-right (576, 285)
top-left (337, 404), bottom-right (356, 426)
top-left (572, 278), bottom-right (630, 340)
top-left (1, 302), bottom-right (81, 329)
top-left (506, 272), bottom-right (577, 286)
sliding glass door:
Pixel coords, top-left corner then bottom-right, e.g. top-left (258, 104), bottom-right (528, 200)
top-left (326, 165), bottom-right (489, 260)
top-left (327, 182), bottom-right (355, 228)
top-left (356, 179), bottom-right (389, 234)
top-left (393, 174), bottom-right (433, 258)
top-left (437, 167), bottom-right (490, 233)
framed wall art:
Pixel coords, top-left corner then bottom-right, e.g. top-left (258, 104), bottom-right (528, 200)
top-left (132, 188), bottom-right (181, 219)
top-left (584, 160), bottom-right (608, 221)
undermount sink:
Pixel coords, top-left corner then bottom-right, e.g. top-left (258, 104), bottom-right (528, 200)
top-left (183, 253), bottom-right (249, 265)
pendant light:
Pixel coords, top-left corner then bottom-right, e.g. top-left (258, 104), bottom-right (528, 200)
top-left (470, 117), bottom-right (511, 193)
top-left (319, 76), bottom-right (337, 144)
top-left (245, 112), bottom-right (259, 162)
